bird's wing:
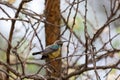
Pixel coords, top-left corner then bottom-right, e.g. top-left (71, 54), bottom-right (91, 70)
top-left (42, 45), bottom-right (59, 55)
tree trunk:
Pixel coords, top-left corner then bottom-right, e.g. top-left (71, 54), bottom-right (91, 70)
top-left (45, 0), bottom-right (61, 78)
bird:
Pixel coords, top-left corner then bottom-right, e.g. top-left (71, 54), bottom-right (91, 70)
top-left (32, 40), bottom-right (64, 59)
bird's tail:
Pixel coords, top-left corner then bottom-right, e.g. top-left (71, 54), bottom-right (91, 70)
top-left (32, 51), bottom-right (48, 59)
top-left (32, 52), bottom-right (42, 55)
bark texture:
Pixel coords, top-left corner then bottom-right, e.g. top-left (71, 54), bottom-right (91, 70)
top-left (45, 0), bottom-right (61, 77)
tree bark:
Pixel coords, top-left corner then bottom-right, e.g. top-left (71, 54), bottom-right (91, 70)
top-left (45, 0), bottom-right (61, 78)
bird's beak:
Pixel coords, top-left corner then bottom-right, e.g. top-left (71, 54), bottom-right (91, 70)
top-left (60, 41), bottom-right (68, 45)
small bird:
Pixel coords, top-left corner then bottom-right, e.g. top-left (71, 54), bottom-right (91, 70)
top-left (32, 40), bottom-right (64, 59)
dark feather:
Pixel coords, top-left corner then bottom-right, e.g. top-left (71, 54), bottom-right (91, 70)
top-left (32, 51), bottom-right (42, 55)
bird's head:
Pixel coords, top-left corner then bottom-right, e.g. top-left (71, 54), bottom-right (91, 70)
top-left (54, 40), bottom-right (66, 46)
